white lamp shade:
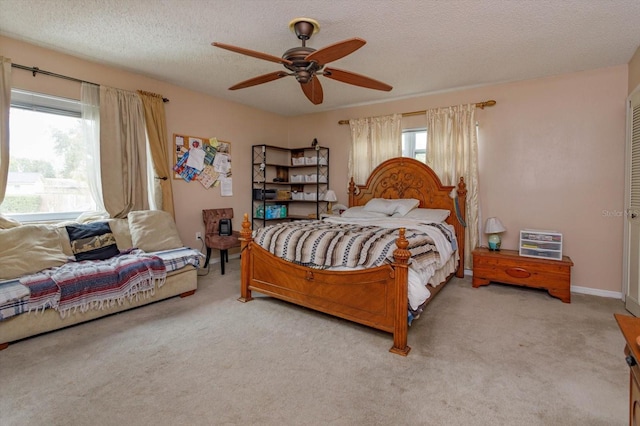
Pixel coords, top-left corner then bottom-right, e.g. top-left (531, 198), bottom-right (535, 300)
top-left (485, 217), bottom-right (506, 234)
top-left (324, 190), bottom-right (338, 202)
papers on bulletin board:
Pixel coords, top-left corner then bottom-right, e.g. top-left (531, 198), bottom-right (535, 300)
top-left (213, 152), bottom-right (230, 174)
top-left (172, 133), bottom-right (232, 191)
top-left (173, 150), bottom-right (199, 182)
top-left (197, 165), bottom-right (220, 189)
top-left (220, 176), bottom-right (233, 196)
top-left (186, 147), bottom-right (206, 170)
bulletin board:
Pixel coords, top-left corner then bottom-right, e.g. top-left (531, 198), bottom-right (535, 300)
top-left (172, 133), bottom-right (232, 194)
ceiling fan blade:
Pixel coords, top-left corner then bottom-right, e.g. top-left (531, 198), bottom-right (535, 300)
top-left (229, 71), bottom-right (289, 90)
top-left (323, 67), bottom-right (393, 91)
top-left (305, 38), bottom-right (366, 65)
top-left (212, 42), bottom-right (293, 66)
top-left (300, 76), bottom-right (323, 105)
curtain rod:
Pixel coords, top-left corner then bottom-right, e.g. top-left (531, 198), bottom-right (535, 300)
top-left (11, 63), bottom-right (170, 103)
top-left (337, 99), bottom-right (496, 125)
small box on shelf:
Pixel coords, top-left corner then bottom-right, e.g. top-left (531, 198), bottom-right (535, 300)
top-left (256, 204), bottom-right (288, 219)
top-left (277, 190), bottom-right (291, 200)
top-left (253, 188), bottom-right (276, 200)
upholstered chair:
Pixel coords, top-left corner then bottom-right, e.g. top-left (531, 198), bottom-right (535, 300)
top-left (202, 208), bottom-right (240, 275)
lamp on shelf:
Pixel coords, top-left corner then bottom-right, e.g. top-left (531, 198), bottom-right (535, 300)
top-left (485, 217), bottom-right (506, 251)
top-left (324, 190), bottom-right (338, 214)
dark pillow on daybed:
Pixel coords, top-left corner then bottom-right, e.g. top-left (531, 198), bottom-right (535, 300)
top-left (65, 222), bottom-right (120, 261)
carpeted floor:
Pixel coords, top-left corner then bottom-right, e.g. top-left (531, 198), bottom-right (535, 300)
top-left (0, 259), bottom-right (630, 425)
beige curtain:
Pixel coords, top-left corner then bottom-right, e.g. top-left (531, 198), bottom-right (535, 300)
top-left (137, 90), bottom-right (175, 218)
top-left (99, 86), bottom-right (148, 218)
top-left (426, 104), bottom-right (479, 269)
top-left (348, 113), bottom-right (402, 185)
top-left (0, 57), bottom-right (11, 205)
top-left (81, 82), bottom-right (105, 212)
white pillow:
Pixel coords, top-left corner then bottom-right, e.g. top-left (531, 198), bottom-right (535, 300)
top-left (363, 198), bottom-right (420, 216)
top-left (128, 210), bottom-right (184, 252)
top-left (403, 208), bottom-right (451, 223)
top-left (107, 218), bottom-right (134, 251)
top-left (0, 225), bottom-right (68, 280)
top-left (340, 206), bottom-right (390, 218)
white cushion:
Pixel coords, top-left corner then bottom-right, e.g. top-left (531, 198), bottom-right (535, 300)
top-left (0, 225), bottom-right (68, 280)
top-left (107, 218), bottom-right (133, 251)
top-left (128, 210), bottom-right (183, 252)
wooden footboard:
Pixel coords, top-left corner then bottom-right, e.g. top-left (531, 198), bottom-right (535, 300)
top-left (239, 214), bottom-right (412, 355)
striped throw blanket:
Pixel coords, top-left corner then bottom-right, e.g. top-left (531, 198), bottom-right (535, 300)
top-left (255, 220), bottom-right (449, 270)
top-left (137, 247), bottom-right (204, 272)
top-left (0, 280), bottom-right (30, 320)
top-left (20, 251), bottom-right (166, 318)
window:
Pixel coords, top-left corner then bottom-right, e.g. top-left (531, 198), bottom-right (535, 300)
top-left (3, 89), bottom-right (96, 222)
top-left (402, 129), bottom-right (427, 162)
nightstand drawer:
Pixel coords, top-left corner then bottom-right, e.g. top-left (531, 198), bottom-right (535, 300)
top-left (473, 254), bottom-right (570, 287)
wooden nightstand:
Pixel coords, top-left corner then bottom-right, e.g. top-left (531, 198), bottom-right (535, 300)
top-left (472, 247), bottom-right (573, 303)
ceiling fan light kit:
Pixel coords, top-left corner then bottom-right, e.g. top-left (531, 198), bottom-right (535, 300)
top-left (212, 18), bottom-right (392, 105)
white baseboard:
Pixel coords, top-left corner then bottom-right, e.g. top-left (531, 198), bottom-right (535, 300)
top-left (570, 285), bottom-right (622, 300)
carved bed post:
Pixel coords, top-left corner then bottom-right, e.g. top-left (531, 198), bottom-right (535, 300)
top-left (348, 177), bottom-right (357, 207)
top-left (238, 213), bottom-right (253, 303)
top-left (455, 177), bottom-right (467, 278)
top-left (390, 228), bottom-right (411, 356)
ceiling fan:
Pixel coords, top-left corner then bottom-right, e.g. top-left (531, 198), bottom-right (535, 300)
top-left (212, 18), bottom-right (393, 105)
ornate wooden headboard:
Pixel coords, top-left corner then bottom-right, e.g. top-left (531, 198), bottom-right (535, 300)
top-left (348, 157), bottom-right (467, 275)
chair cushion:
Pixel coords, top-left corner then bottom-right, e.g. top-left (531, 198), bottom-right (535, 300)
top-left (205, 232), bottom-right (240, 250)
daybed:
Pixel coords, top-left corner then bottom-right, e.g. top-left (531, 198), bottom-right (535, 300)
top-left (0, 210), bottom-right (200, 350)
top-left (238, 157), bottom-right (466, 355)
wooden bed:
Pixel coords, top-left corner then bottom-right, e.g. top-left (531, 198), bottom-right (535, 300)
top-left (238, 157), bottom-right (466, 355)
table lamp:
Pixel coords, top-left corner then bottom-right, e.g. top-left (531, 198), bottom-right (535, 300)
top-left (485, 217), bottom-right (506, 251)
top-left (324, 190), bottom-right (338, 214)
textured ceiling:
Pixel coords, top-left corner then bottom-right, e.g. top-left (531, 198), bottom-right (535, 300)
top-left (1, 0), bottom-right (640, 116)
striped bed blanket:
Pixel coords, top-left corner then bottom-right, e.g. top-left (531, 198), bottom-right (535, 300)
top-left (254, 219), bottom-right (455, 271)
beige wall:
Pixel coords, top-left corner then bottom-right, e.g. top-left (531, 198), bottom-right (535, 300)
top-left (629, 45), bottom-right (640, 94)
top-left (288, 66), bottom-right (628, 294)
top-left (2, 35), bottom-right (629, 295)
top-left (1, 35), bottom-right (288, 248)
